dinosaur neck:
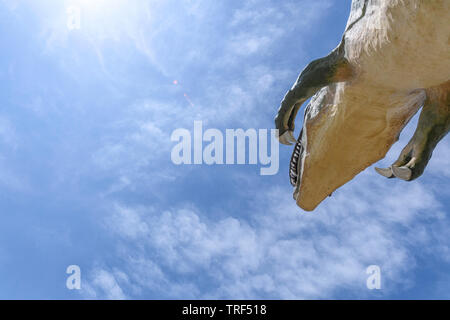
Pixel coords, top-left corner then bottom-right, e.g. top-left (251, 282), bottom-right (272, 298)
top-left (344, 0), bottom-right (450, 90)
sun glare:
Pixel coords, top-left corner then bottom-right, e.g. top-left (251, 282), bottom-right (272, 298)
top-left (75, 0), bottom-right (110, 10)
top-left (66, 0), bottom-right (132, 36)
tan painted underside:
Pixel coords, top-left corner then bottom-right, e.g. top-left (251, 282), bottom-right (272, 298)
top-left (297, 83), bottom-right (425, 211)
top-left (345, 0), bottom-right (450, 89)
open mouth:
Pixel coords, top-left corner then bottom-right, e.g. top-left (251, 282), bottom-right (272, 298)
top-left (289, 129), bottom-right (304, 200)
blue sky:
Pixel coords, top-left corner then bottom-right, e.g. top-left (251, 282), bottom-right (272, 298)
top-left (0, 0), bottom-right (449, 299)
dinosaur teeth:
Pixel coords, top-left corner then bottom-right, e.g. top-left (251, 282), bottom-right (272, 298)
top-left (289, 132), bottom-right (304, 187)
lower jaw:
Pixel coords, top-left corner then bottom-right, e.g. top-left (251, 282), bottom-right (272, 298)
top-left (293, 183), bottom-right (300, 201)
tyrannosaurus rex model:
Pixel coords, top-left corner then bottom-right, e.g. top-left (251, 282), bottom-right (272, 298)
top-left (275, 0), bottom-right (450, 211)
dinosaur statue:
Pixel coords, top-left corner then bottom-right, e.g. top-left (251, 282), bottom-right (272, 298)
top-left (275, 0), bottom-right (450, 211)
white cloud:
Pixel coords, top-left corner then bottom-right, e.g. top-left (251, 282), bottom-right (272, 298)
top-left (0, 116), bottom-right (30, 191)
top-left (0, 116), bottom-right (18, 148)
top-left (74, 0), bottom-right (450, 300)
top-left (225, 0), bottom-right (333, 59)
top-left (83, 158), bottom-right (450, 299)
top-left (83, 269), bottom-right (127, 300)
top-left (0, 0), bottom-right (19, 11)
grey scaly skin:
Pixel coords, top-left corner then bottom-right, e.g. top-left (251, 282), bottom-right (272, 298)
top-left (275, 0), bottom-right (368, 145)
top-left (275, 42), bottom-right (353, 145)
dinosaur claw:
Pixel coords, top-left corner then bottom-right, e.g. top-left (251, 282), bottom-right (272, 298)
top-left (392, 166), bottom-right (412, 181)
top-left (278, 130), bottom-right (296, 145)
top-left (286, 130), bottom-right (297, 144)
top-left (375, 167), bottom-right (394, 178)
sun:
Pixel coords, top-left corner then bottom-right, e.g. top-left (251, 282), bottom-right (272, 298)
top-left (66, 0), bottom-right (130, 33)
top-left (74, 0), bottom-right (110, 10)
